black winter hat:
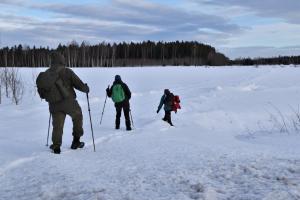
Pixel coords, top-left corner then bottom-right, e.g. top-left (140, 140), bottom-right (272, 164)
top-left (115, 75), bottom-right (122, 81)
top-left (164, 89), bottom-right (170, 95)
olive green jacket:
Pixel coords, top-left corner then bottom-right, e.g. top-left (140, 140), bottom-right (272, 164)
top-left (49, 66), bottom-right (88, 113)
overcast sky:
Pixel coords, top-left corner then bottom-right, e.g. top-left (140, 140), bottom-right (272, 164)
top-left (0, 0), bottom-right (299, 59)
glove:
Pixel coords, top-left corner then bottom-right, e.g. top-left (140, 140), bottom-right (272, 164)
top-left (85, 84), bottom-right (90, 93)
top-left (156, 110), bottom-right (159, 113)
top-left (106, 87), bottom-right (110, 93)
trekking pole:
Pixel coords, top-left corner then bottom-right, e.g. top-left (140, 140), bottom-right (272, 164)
top-left (130, 109), bottom-right (135, 128)
top-left (86, 93), bottom-right (96, 152)
top-left (100, 85), bottom-right (109, 125)
top-left (46, 113), bottom-right (51, 146)
top-left (100, 95), bottom-right (107, 125)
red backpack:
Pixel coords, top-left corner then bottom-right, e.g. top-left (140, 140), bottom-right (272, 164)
top-left (173, 95), bottom-right (181, 113)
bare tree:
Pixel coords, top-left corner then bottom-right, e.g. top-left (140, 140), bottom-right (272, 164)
top-left (0, 67), bottom-right (10, 98)
top-left (30, 69), bottom-right (38, 97)
top-left (8, 68), bottom-right (24, 105)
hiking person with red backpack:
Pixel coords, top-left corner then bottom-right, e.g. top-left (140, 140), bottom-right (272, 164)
top-left (157, 89), bottom-right (181, 126)
top-left (106, 75), bottom-right (132, 131)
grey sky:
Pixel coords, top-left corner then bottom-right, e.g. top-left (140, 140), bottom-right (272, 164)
top-left (0, 0), bottom-right (299, 59)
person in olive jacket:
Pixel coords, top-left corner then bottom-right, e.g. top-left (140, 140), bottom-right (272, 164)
top-left (37, 52), bottom-right (89, 154)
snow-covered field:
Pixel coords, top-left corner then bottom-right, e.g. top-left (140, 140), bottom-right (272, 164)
top-left (1, 66), bottom-right (300, 200)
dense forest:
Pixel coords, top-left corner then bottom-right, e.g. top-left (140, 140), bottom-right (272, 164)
top-left (231, 56), bottom-right (300, 66)
top-left (0, 41), bottom-right (229, 67)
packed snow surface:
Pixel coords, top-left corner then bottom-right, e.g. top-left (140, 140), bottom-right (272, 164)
top-left (1, 66), bottom-right (300, 200)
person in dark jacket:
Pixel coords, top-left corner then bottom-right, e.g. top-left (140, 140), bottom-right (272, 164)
top-left (106, 75), bottom-right (132, 131)
top-left (37, 52), bottom-right (90, 154)
top-left (157, 89), bottom-right (174, 126)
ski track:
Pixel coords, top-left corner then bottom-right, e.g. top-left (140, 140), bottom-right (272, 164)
top-left (1, 66), bottom-right (300, 199)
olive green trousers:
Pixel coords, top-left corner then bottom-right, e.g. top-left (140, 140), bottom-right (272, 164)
top-left (51, 99), bottom-right (83, 148)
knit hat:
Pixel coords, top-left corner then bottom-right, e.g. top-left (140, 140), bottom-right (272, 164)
top-left (164, 89), bottom-right (170, 95)
top-left (115, 75), bottom-right (122, 81)
top-left (51, 52), bottom-right (66, 67)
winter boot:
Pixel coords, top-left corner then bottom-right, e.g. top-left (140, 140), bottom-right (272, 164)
top-left (71, 137), bottom-right (85, 149)
top-left (53, 147), bottom-right (61, 154)
top-left (162, 117), bottom-right (173, 126)
top-left (125, 119), bottom-right (132, 131)
top-left (167, 118), bottom-right (174, 126)
top-left (50, 144), bottom-right (61, 154)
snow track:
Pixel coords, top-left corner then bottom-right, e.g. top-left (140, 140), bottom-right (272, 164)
top-left (2, 141), bottom-right (300, 200)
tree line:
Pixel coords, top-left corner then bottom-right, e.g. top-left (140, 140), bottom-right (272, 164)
top-left (0, 41), bottom-right (229, 67)
top-left (231, 56), bottom-right (300, 66)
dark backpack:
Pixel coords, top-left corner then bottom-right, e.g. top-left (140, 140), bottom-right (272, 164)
top-left (111, 84), bottom-right (125, 103)
top-left (36, 68), bottom-right (70, 103)
top-left (164, 92), bottom-right (174, 107)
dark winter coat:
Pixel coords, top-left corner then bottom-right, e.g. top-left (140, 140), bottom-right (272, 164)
top-left (157, 92), bottom-right (173, 112)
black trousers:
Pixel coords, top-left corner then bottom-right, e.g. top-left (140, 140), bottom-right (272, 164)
top-left (163, 110), bottom-right (173, 126)
top-left (115, 100), bottom-right (131, 129)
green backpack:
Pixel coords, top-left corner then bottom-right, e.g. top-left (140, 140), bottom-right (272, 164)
top-left (112, 84), bottom-right (125, 103)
